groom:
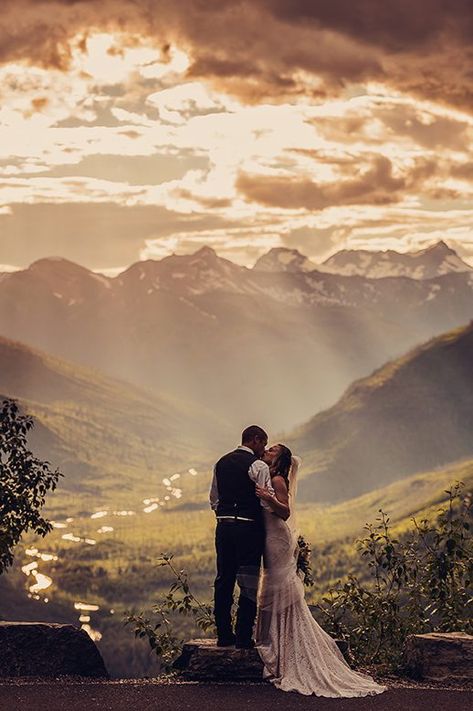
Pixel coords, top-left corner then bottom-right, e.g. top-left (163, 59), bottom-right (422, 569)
top-left (209, 425), bottom-right (274, 648)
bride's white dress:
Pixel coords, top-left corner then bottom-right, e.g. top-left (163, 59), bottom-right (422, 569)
top-left (255, 508), bottom-right (387, 697)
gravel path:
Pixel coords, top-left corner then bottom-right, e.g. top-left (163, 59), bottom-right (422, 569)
top-left (1, 681), bottom-right (472, 711)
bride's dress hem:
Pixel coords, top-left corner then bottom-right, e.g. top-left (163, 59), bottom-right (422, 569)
top-left (256, 647), bottom-right (387, 698)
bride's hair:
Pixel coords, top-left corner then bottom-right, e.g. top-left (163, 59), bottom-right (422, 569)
top-left (272, 444), bottom-right (293, 490)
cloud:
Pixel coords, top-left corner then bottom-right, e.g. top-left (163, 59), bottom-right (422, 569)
top-left (0, 3), bottom-right (473, 268)
top-left (0, 1), bottom-right (472, 111)
top-left (372, 103), bottom-right (472, 152)
top-left (236, 156), bottom-right (407, 210)
top-left (170, 188), bottom-right (232, 209)
top-left (27, 152), bottom-right (209, 185)
top-left (281, 225), bottom-right (340, 260)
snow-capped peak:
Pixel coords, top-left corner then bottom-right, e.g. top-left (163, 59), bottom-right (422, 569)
top-left (253, 248), bottom-right (317, 273)
top-left (321, 241), bottom-right (473, 280)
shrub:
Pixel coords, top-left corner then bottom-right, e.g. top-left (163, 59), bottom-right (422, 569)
top-left (315, 482), bottom-right (472, 668)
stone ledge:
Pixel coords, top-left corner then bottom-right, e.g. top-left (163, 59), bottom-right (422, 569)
top-left (174, 637), bottom-right (350, 681)
top-left (404, 632), bottom-right (473, 681)
top-left (174, 639), bottom-right (263, 681)
top-left (0, 622), bottom-right (109, 679)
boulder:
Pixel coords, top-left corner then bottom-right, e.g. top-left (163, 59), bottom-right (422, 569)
top-left (174, 637), bottom-right (350, 680)
top-left (404, 632), bottom-right (473, 681)
top-left (0, 622), bottom-right (108, 678)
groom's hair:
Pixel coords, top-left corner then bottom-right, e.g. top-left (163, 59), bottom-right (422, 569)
top-left (241, 425), bottom-right (268, 444)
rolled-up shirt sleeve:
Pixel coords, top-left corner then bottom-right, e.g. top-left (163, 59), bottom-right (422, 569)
top-left (209, 464), bottom-right (219, 511)
top-left (248, 460), bottom-right (275, 510)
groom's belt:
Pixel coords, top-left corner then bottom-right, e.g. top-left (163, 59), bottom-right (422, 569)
top-left (216, 515), bottom-right (255, 522)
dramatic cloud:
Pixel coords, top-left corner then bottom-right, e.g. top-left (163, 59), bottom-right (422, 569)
top-left (236, 156), bottom-right (408, 210)
top-left (0, 1), bottom-right (472, 268)
top-left (0, 1), bottom-right (472, 108)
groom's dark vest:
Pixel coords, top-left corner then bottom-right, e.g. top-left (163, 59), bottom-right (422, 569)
top-left (215, 448), bottom-right (262, 522)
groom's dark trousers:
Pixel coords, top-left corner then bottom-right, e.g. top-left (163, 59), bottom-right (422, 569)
top-left (214, 518), bottom-right (264, 644)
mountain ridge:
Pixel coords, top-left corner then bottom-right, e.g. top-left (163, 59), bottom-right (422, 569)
top-left (250, 240), bottom-right (473, 280)
top-left (289, 321), bottom-right (473, 502)
top-left (1, 246), bottom-right (472, 430)
top-left (320, 240), bottom-right (473, 279)
top-left (253, 247), bottom-right (318, 273)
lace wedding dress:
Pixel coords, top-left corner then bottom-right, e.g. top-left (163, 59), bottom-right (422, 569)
top-left (255, 459), bottom-right (387, 698)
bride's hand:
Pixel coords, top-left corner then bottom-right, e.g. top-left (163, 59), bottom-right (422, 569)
top-left (255, 484), bottom-right (275, 502)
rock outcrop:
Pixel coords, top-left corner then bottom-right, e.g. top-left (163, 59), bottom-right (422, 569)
top-left (174, 637), bottom-right (350, 681)
top-left (404, 632), bottom-right (473, 681)
top-left (0, 622), bottom-right (109, 678)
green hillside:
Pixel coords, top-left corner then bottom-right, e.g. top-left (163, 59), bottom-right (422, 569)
top-left (0, 335), bottom-right (227, 511)
top-left (297, 457), bottom-right (473, 545)
top-left (291, 321), bottom-right (473, 502)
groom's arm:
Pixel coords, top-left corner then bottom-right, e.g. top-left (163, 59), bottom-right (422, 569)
top-left (209, 464), bottom-right (219, 512)
top-left (249, 460), bottom-right (275, 510)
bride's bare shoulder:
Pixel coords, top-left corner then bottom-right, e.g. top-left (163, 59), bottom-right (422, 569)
top-left (272, 474), bottom-right (288, 490)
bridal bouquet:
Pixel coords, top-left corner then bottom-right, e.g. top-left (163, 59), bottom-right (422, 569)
top-left (296, 534), bottom-right (314, 586)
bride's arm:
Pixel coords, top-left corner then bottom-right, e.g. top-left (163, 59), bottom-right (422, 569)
top-left (255, 475), bottom-right (290, 520)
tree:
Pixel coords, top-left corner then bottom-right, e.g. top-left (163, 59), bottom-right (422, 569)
top-left (0, 398), bottom-right (62, 574)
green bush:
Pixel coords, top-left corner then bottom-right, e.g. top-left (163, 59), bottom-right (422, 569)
top-left (315, 482), bottom-right (472, 668)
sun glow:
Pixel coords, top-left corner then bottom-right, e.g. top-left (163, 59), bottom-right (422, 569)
top-left (74, 33), bottom-right (164, 85)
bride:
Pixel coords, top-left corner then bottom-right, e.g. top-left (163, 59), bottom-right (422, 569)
top-left (254, 444), bottom-right (387, 698)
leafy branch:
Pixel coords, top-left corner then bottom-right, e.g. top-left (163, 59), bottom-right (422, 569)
top-left (124, 553), bottom-right (215, 670)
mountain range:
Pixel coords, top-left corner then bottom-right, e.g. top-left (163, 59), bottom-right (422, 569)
top-left (0, 243), bottom-right (472, 430)
top-left (290, 321), bottom-right (473, 502)
top-left (255, 240), bottom-right (473, 280)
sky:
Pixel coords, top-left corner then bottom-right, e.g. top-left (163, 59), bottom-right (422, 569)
top-left (0, 0), bottom-right (473, 273)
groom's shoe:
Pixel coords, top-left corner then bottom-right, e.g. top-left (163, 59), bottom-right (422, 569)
top-left (217, 633), bottom-right (236, 647)
top-left (235, 639), bottom-right (255, 649)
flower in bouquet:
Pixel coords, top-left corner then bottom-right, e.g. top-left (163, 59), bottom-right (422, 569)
top-left (296, 534), bottom-right (314, 587)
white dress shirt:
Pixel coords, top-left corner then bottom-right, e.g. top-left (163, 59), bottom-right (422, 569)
top-left (209, 445), bottom-right (275, 512)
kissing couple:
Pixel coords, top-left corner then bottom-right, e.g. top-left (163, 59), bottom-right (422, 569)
top-left (209, 425), bottom-right (386, 698)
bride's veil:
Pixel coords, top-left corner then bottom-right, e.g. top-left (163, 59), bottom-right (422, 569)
top-left (287, 454), bottom-right (301, 541)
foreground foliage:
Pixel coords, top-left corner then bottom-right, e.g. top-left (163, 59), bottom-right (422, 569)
top-left (126, 482), bottom-right (472, 673)
top-left (124, 553), bottom-right (214, 669)
top-left (316, 482), bottom-right (473, 667)
top-left (0, 399), bottom-right (62, 574)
